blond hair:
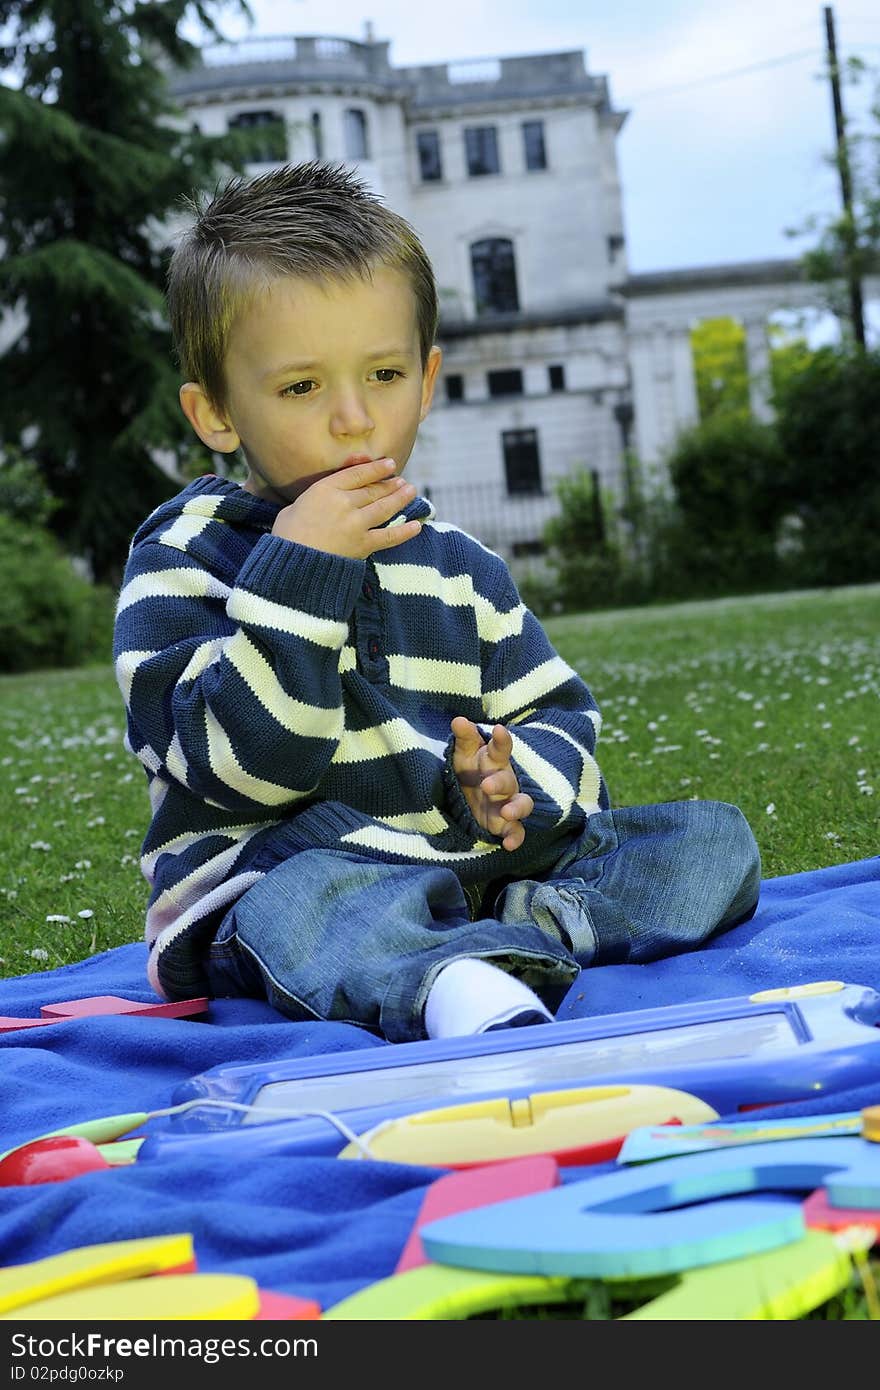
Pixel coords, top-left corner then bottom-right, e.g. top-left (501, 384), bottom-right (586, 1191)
top-left (167, 161), bottom-right (439, 408)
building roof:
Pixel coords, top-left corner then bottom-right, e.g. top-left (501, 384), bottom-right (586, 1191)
top-left (167, 33), bottom-right (626, 123)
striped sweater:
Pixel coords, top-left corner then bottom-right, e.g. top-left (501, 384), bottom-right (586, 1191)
top-left (113, 474), bottom-right (608, 999)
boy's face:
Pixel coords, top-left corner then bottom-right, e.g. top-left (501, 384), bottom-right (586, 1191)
top-left (181, 264), bottom-right (441, 507)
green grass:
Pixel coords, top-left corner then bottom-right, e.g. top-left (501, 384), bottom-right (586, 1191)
top-left (545, 582), bottom-right (879, 879)
top-left (0, 582), bottom-right (878, 1319)
top-left (1, 581), bottom-right (876, 976)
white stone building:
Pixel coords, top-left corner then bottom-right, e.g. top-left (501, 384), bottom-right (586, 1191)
top-left (166, 31), bottom-right (879, 561)
top-left (168, 33), bottom-right (632, 559)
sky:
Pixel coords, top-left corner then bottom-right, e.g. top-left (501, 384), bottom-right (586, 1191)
top-left (189, 0), bottom-right (880, 278)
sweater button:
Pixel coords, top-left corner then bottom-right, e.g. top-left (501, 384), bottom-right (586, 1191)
top-left (362, 580), bottom-right (374, 600)
top-left (368, 637), bottom-right (380, 659)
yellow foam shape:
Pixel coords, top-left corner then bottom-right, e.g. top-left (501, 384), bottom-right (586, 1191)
top-left (0, 1113), bottom-right (150, 1164)
top-left (1, 1273), bottom-right (259, 1321)
top-left (750, 981), bottom-right (844, 1002)
top-left (322, 1262), bottom-right (589, 1320)
top-left (0, 1233), bottom-right (194, 1314)
top-left (338, 1085), bottom-right (718, 1166)
top-left (99, 1138), bottom-right (144, 1165)
top-left (323, 1231), bottom-right (852, 1321)
top-left (622, 1230), bottom-right (852, 1320)
top-left (863, 1106), bottom-right (880, 1143)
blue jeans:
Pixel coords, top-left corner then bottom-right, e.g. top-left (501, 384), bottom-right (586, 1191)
top-left (206, 800), bottom-right (760, 1043)
top-left (206, 800), bottom-right (761, 1043)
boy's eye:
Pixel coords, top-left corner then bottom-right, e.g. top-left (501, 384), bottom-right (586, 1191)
top-left (374, 368), bottom-right (403, 383)
top-left (282, 380), bottom-right (315, 397)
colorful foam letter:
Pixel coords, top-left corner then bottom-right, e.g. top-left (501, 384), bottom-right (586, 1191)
top-left (420, 1135), bottom-right (880, 1278)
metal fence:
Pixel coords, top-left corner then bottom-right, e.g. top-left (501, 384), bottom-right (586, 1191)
top-left (421, 480), bottom-right (562, 559)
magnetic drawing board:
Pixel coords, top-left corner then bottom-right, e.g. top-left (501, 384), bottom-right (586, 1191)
top-left (149, 982), bottom-right (880, 1159)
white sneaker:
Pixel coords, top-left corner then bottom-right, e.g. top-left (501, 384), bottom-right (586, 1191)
top-left (424, 958), bottom-right (554, 1039)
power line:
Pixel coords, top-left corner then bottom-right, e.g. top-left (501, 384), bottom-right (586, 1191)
top-left (623, 47), bottom-right (822, 102)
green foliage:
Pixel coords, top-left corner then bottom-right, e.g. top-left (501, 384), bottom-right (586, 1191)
top-left (533, 420), bottom-right (795, 616)
top-left (0, 0), bottom-right (254, 585)
top-left (665, 413), bottom-right (791, 594)
top-left (526, 332), bottom-right (880, 616)
top-left (768, 325), bottom-right (819, 400)
top-left (535, 470), bottom-right (647, 613)
top-left (690, 317), bottom-right (749, 421)
top-left (772, 346), bottom-right (880, 585)
top-left (690, 316), bottom-right (824, 426)
top-left (0, 448), bottom-right (59, 526)
top-left (0, 515), bottom-right (115, 672)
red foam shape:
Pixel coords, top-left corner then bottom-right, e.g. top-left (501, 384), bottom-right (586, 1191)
top-left (254, 1290), bottom-right (322, 1319)
top-left (40, 995), bottom-right (209, 1020)
top-left (395, 1154), bottom-right (560, 1274)
top-left (0, 996), bottom-right (209, 1032)
top-left (451, 1134), bottom-right (627, 1170)
top-left (156, 1259), bottom-right (200, 1276)
top-left (0, 1016), bottom-right (56, 1033)
top-left (803, 1187), bottom-right (880, 1239)
top-left (0, 1136), bottom-right (111, 1186)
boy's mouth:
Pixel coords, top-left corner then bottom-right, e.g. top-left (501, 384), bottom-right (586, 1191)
top-left (340, 454), bottom-right (375, 469)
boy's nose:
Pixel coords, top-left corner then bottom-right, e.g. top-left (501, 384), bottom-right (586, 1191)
top-left (330, 392), bottom-right (375, 439)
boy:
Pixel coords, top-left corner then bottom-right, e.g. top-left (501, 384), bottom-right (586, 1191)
top-left (113, 162), bottom-right (761, 1043)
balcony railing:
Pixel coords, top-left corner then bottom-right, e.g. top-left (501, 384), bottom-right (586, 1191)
top-left (198, 35), bottom-right (372, 69)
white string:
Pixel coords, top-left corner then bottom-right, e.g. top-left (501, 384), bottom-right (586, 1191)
top-left (118, 1097), bottom-right (377, 1160)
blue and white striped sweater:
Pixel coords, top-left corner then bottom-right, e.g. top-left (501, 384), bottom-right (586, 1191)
top-left (113, 474), bottom-right (608, 998)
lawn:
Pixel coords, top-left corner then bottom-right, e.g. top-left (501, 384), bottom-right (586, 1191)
top-left (0, 581), bottom-right (877, 1320)
top-left (1, 580), bottom-right (877, 976)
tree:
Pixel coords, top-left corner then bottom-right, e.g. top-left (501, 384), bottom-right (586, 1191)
top-left (772, 345), bottom-right (880, 585)
top-left (663, 414), bottom-right (791, 595)
top-left (691, 316), bottom-right (822, 425)
top-left (767, 323), bottom-right (818, 401)
top-left (0, 0), bottom-right (255, 584)
top-left (690, 316), bottom-right (749, 422)
top-left (787, 55), bottom-right (880, 347)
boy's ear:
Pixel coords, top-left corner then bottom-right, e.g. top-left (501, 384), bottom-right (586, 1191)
top-left (179, 383), bottom-right (242, 454)
top-left (419, 346), bottom-right (442, 421)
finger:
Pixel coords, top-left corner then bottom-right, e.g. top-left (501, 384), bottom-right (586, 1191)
top-left (483, 724), bottom-right (513, 769)
top-left (351, 476), bottom-right (412, 509)
top-left (335, 457), bottom-right (398, 490)
top-left (368, 519), bottom-right (422, 551)
top-left (501, 820), bottom-right (526, 852)
top-left (499, 792), bottom-right (534, 823)
top-left (450, 716), bottom-right (485, 758)
top-left (480, 768), bottom-right (519, 803)
top-left (361, 480), bottom-right (416, 521)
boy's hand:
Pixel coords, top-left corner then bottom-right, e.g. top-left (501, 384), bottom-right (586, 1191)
top-left (271, 457), bottom-right (421, 559)
top-left (450, 717), bottom-right (534, 851)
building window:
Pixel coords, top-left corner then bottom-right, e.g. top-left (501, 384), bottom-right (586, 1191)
top-left (502, 429), bottom-right (543, 496)
top-left (615, 400), bottom-right (634, 454)
top-left (487, 369), bottom-right (523, 397)
top-left (445, 374), bottom-right (464, 403)
top-left (228, 110), bottom-right (287, 164)
top-left (344, 108), bottom-right (369, 160)
top-left (471, 238), bottom-right (519, 316)
top-left (464, 125), bottom-right (500, 176)
top-left (523, 120), bottom-right (547, 171)
top-left (548, 364), bottom-right (565, 392)
top-left (417, 130), bottom-right (443, 182)
top-left (311, 111), bottom-right (323, 159)
top-left (607, 233), bottom-right (625, 263)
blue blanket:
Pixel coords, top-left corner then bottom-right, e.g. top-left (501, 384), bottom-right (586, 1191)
top-left (1, 855), bottom-right (879, 1312)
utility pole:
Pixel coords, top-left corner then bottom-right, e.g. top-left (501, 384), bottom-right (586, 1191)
top-left (823, 4), bottom-right (866, 347)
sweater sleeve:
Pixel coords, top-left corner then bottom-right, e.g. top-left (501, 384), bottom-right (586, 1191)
top-left (458, 548), bottom-right (608, 835)
top-left (112, 532), bottom-right (365, 813)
